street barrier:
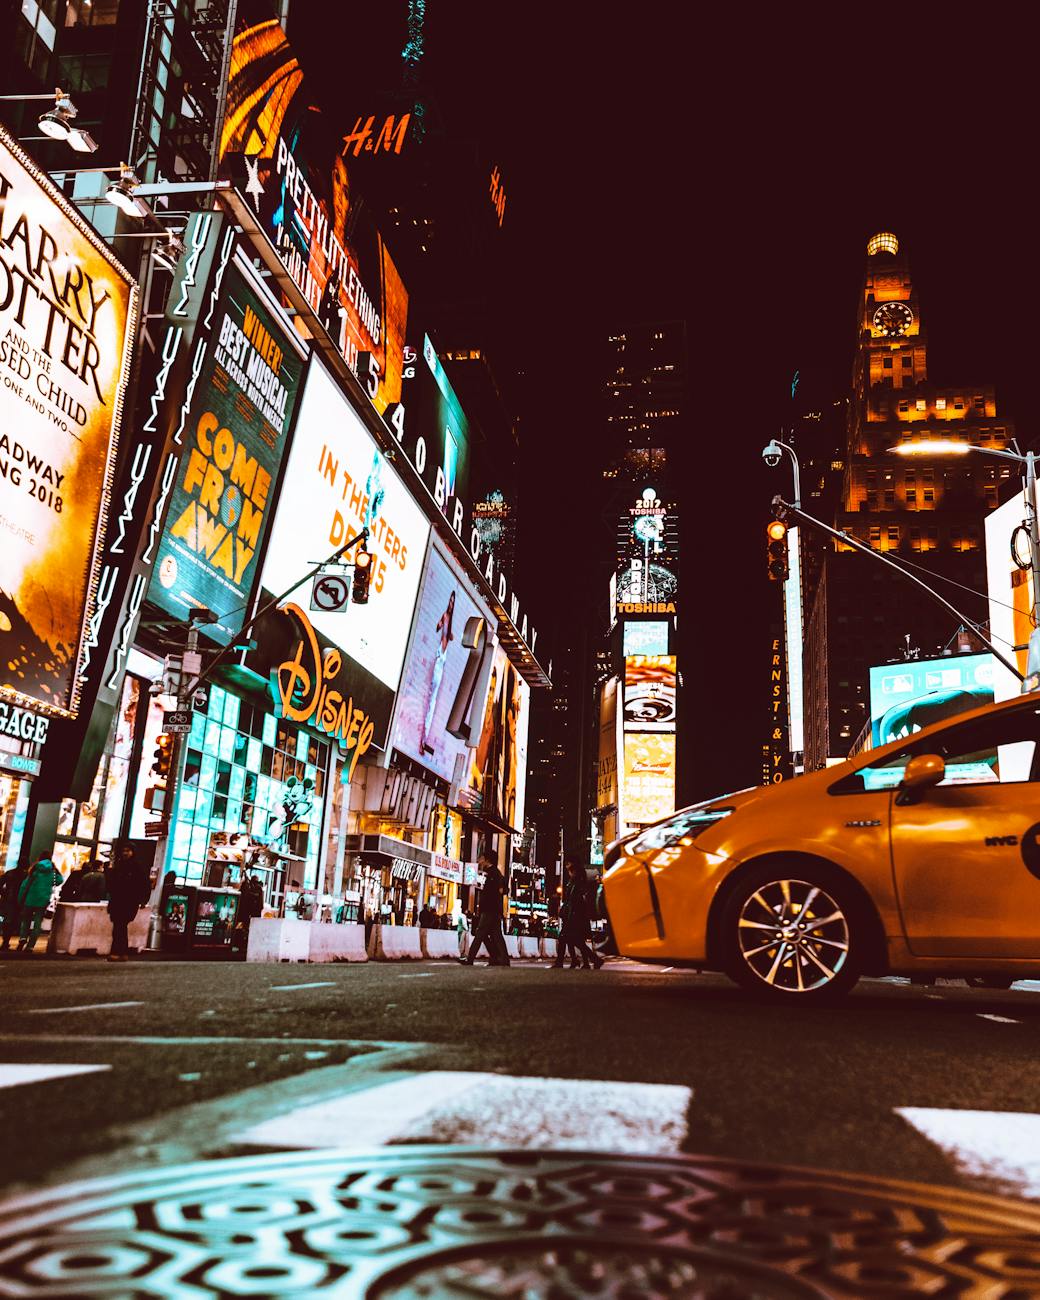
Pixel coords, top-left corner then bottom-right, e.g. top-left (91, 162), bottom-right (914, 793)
top-left (48, 903), bottom-right (152, 956)
top-left (246, 917), bottom-right (311, 963)
top-left (370, 924), bottom-right (423, 960)
top-left (421, 928), bottom-right (460, 959)
top-left (540, 938), bottom-right (558, 960)
top-left (308, 922), bottom-right (368, 962)
top-left (503, 934), bottom-right (522, 960)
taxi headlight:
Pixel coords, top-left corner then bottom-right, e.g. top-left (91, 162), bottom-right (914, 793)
top-left (629, 806), bottom-right (734, 857)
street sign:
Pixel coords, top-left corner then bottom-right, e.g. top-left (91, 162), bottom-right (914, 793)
top-left (144, 820), bottom-right (168, 838)
top-left (310, 570), bottom-right (352, 613)
top-left (163, 710), bottom-right (191, 733)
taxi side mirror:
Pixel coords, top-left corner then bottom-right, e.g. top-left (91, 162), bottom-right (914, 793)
top-left (896, 753), bottom-right (945, 804)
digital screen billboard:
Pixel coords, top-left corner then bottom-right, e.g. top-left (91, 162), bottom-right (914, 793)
top-left (621, 733), bottom-right (676, 827)
top-left (391, 542), bottom-right (494, 784)
top-left (623, 621), bottom-right (668, 656)
top-left (986, 493), bottom-right (1033, 703)
top-left (0, 127), bottom-right (138, 717)
top-left (393, 333), bottom-right (470, 516)
top-left (865, 654), bottom-right (996, 789)
top-left (260, 356), bottom-right (430, 710)
top-left (148, 259), bottom-right (302, 644)
top-left (462, 643), bottom-right (530, 831)
top-left (595, 677), bottom-right (619, 811)
top-left (615, 486), bottom-right (679, 615)
top-left (623, 656), bottom-right (677, 730)
top-left (220, 9), bottom-right (409, 415)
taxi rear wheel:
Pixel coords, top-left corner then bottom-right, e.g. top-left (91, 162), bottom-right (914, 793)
top-left (722, 865), bottom-right (862, 1002)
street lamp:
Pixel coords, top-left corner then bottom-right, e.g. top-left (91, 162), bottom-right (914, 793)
top-left (762, 437), bottom-right (801, 507)
top-left (0, 88), bottom-right (97, 152)
top-left (890, 438), bottom-right (1040, 637)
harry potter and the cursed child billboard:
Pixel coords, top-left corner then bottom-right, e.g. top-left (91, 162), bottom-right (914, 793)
top-left (0, 126), bottom-right (137, 719)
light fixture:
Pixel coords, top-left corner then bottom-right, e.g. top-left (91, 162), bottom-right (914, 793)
top-left (37, 88), bottom-right (97, 153)
top-left (105, 164), bottom-right (151, 218)
top-left (152, 229), bottom-right (185, 273)
top-left (890, 439), bottom-right (971, 457)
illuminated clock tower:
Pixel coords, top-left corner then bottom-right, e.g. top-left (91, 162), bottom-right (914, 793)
top-left (802, 232), bottom-right (1016, 770)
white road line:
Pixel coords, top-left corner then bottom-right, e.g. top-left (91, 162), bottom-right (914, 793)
top-left (269, 982), bottom-right (335, 991)
top-left (978, 1013), bottom-right (1021, 1024)
top-left (0, 1064), bottom-right (111, 1090)
top-left (897, 1107), bottom-right (1040, 1198)
top-left (26, 1001), bottom-right (143, 1015)
top-left (234, 1072), bottom-right (692, 1155)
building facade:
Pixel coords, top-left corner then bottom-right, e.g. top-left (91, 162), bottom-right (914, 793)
top-left (803, 233), bottom-right (1015, 769)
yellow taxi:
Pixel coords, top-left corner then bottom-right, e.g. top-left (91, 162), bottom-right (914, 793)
top-left (602, 692), bottom-right (1040, 1001)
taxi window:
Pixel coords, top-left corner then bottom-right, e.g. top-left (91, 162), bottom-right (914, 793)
top-left (862, 705), bottom-right (1040, 790)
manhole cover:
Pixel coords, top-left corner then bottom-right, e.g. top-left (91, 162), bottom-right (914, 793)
top-left (1, 1148), bottom-right (1039, 1297)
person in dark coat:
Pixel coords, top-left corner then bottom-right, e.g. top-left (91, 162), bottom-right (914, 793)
top-left (104, 845), bottom-right (151, 962)
top-left (238, 873), bottom-right (264, 929)
top-left (0, 864), bottom-right (28, 950)
top-left (461, 854), bottom-right (509, 966)
top-left (554, 860), bottom-right (602, 970)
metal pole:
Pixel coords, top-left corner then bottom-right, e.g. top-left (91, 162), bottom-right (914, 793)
top-left (1025, 451), bottom-right (1040, 632)
top-left (785, 442), bottom-right (801, 509)
top-left (776, 497), bottom-right (1024, 683)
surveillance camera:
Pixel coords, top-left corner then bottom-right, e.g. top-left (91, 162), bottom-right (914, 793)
top-left (762, 441), bottom-right (782, 468)
top-left (148, 679), bottom-right (164, 697)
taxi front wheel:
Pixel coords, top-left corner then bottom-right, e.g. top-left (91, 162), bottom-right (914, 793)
top-left (722, 864), bottom-right (863, 1002)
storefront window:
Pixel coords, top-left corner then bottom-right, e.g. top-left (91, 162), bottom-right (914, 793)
top-left (53, 673), bottom-right (143, 875)
top-left (168, 685), bottom-right (329, 899)
top-left (0, 774), bottom-right (30, 871)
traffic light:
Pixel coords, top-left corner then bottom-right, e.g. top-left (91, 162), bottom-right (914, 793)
top-left (151, 733), bottom-right (174, 778)
top-left (767, 519), bottom-right (789, 582)
top-left (351, 549), bottom-right (373, 604)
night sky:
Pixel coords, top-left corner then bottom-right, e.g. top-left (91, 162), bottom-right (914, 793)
top-left (293, 5), bottom-right (1035, 801)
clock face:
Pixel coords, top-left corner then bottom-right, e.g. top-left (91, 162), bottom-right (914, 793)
top-left (872, 301), bottom-right (914, 337)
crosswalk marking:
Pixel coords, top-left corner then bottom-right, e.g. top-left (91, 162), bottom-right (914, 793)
top-left (269, 982), bottom-right (335, 991)
top-left (234, 1072), bottom-right (692, 1155)
top-left (27, 1002), bottom-right (143, 1015)
top-left (0, 1064), bottom-right (111, 1090)
top-left (977, 1013), bottom-right (1021, 1024)
top-left (897, 1107), bottom-right (1040, 1198)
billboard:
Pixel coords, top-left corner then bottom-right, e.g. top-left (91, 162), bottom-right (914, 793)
top-left (390, 541), bottom-right (494, 784)
top-left (595, 677), bottom-right (619, 811)
top-left (623, 621), bottom-right (668, 656)
top-left (623, 655), bottom-right (677, 730)
top-left (865, 654), bottom-right (996, 789)
top-left (621, 732), bottom-right (676, 827)
top-left (0, 127), bottom-right (138, 718)
top-left (986, 492), bottom-right (1032, 702)
top-left (615, 486), bottom-right (679, 615)
top-left (260, 356), bottom-right (430, 739)
top-left (148, 258), bottom-right (302, 644)
top-left (219, 8), bottom-right (409, 414)
top-left (391, 333), bottom-right (470, 517)
top-left (461, 643), bottom-right (530, 831)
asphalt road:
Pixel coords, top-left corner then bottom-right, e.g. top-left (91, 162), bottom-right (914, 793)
top-left (2, 955), bottom-right (1040, 1203)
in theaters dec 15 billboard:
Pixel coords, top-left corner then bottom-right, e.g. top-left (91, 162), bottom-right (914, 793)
top-left (986, 492), bottom-right (1033, 703)
top-left (148, 257), bottom-right (303, 644)
top-left (0, 127), bottom-right (138, 717)
top-left (260, 355), bottom-right (430, 746)
top-left (390, 540), bottom-right (495, 785)
top-left (219, 7), bottom-right (409, 415)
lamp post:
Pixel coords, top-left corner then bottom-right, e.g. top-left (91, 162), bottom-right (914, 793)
top-left (890, 439), bottom-right (1040, 635)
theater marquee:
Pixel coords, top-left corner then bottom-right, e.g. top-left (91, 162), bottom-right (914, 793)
top-left (0, 126), bottom-right (137, 718)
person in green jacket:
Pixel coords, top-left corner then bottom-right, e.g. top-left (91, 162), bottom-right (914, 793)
top-left (18, 858), bottom-right (62, 952)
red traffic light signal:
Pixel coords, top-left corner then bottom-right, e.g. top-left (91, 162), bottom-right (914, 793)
top-left (351, 550), bottom-right (373, 604)
top-left (151, 732), bottom-right (174, 778)
top-left (767, 519), bottom-right (788, 582)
